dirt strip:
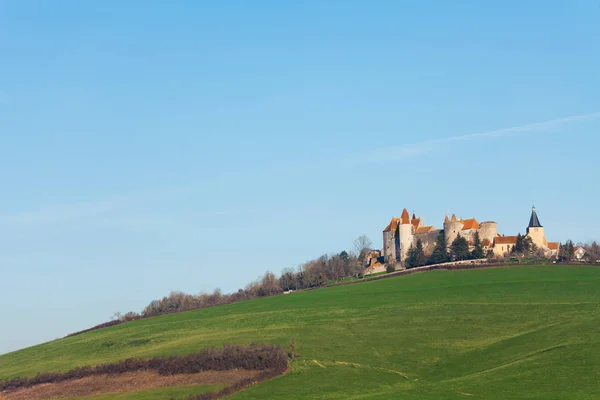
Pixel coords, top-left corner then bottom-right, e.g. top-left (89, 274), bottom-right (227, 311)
top-left (2, 370), bottom-right (260, 400)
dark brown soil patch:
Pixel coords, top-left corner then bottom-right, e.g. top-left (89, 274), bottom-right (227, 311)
top-left (2, 370), bottom-right (260, 400)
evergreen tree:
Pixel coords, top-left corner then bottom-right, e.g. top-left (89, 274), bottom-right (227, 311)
top-left (558, 240), bottom-right (575, 262)
top-left (512, 233), bottom-right (535, 256)
top-left (471, 231), bottom-right (485, 259)
top-left (429, 230), bottom-right (450, 265)
top-left (450, 234), bottom-right (470, 261)
top-left (522, 236), bottom-right (535, 255)
top-left (566, 240), bottom-right (575, 261)
top-left (567, 240), bottom-right (575, 259)
top-left (339, 251), bottom-right (349, 262)
top-left (406, 239), bottom-right (426, 269)
top-left (414, 238), bottom-right (427, 267)
top-left (405, 243), bottom-right (417, 269)
top-left (512, 233), bottom-right (524, 254)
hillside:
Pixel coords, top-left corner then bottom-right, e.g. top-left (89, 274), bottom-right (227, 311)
top-left (2, 265), bottom-right (600, 399)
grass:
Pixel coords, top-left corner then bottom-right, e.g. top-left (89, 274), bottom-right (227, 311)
top-left (1, 265), bottom-right (600, 399)
top-left (65, 384), bottom-right (225, 400)
top-left (326, 270), bottom-right (387, 285)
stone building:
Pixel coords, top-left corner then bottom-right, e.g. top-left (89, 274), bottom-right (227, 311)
top-left (383, 209), bottom-right (439, 266)
top-left (383, 206), bottom-right (558, 267)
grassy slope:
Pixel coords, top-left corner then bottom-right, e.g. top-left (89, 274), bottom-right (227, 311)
top-left (1, 266), bottom-right (599, 399)
top-left (67, 384), bottom-right (225, 400)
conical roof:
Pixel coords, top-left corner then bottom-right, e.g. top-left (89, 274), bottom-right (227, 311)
top-left (528, 206), bottom-right (543, 228)
top-left (401, 209), bottom-right (410, 225)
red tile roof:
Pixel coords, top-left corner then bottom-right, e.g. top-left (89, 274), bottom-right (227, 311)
top-left (495, 236), bottom-right (518, 245)
top-left (461, 218), bottom-right (479, 231)
top-left (416, 226), bottom-right (435, 234)
top-left (547, 242), bottom-right (559, 250)
top-left (411, 217), bottom-right (421, 230)
top-left (383, 218), bottom-right (401, 232)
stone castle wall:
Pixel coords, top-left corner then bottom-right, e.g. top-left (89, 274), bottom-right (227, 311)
top-left (414, 230), bottom-right (440, 255)
top-left (383, 230), bottom-right (395, 265)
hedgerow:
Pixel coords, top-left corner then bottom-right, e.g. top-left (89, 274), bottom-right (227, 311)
top-left (0, 344), bottom-right (287, 392)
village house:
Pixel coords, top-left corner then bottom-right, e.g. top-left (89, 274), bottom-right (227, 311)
top-left (574, 247), bottom-right (587, 261)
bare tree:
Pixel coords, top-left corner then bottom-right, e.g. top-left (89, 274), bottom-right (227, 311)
top-left (353, 235), bottom-right (373, 264)
top-left (259, 271), bottom-right (283, 296)
top-left (279, 268), bottom-right (297, 291)
top-left (585, 241), bottom-right (600, 263)
top-left (111, 312), bottom-right (123, 321)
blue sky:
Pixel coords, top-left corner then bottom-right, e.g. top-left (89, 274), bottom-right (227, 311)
top-left (0, 0), bottom-right (599, 355)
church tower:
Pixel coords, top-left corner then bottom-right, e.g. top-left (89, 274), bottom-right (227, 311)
top-left (526, 206), bottom-right (546, 248)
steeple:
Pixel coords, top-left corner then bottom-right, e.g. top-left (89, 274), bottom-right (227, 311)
top-left (528, 205), bottom-right (543, 228)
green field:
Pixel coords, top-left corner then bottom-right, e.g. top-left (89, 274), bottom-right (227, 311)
top-left (66, 384), bottom-right (226, 400)
top-left (2, 265), bottom-right (600, 399)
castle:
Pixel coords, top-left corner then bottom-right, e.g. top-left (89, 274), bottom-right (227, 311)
top-left (380, 206), bottom-right (558, 268)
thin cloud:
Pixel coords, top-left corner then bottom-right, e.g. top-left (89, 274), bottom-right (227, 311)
top-left (365, 111), bottom-right (600, 162)
top-left (0, 188), bottom-right (193, 227)
top-left (0, 198), bottom-right (122, 225)
top-left (0, 192), bottom-right (258, 230)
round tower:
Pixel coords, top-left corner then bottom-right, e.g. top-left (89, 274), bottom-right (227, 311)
top-left (478, 221), bottom-right (498, 243)
top-left (444, 214), bottom-right (463, 247)
top-left (398, 209), bottom-right (414, 264)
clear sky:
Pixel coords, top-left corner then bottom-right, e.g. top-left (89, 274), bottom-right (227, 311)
top-left (1, 0), bottom-right (599, 355)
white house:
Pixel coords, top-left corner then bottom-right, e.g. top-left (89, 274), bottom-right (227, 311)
top-left (574, 247), bottom-right (587, 261)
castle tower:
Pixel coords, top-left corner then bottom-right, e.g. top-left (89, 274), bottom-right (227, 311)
top-left (444, 213), bottom-right (463, 247)
top-left (399, 208), bottom-right (414, 264)
top-left (478, 221), bottom-right (498, 243)
top-left (526, 206), bottom-right (546, 248)
top-left (382, 218), bottom-right (401, 265)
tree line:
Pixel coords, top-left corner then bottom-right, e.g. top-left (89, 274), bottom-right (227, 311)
top-left (67, 235), bottom-right (375, 336)
top-left (141, 235), bottom-right (374, 317)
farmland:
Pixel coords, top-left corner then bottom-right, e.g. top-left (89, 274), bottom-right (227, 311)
top-left (1, 265), bottom-right (599, 399)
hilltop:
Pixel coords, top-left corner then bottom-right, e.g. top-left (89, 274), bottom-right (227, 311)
top-left (1, 265), bottom-right (600, 399)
